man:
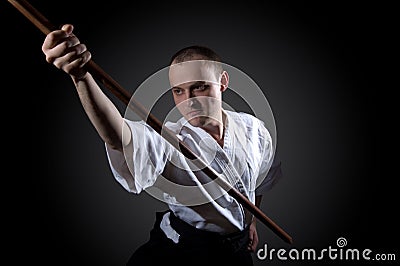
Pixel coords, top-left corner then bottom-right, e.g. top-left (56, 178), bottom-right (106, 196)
top-left (42, 24), bottom-right (282, 266)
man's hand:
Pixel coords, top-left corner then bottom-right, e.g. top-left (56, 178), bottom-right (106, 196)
top-left (248, 195), bottom-right (262, 252)
top-left (42, 24), bottom-right (91, 80)
top-left (247, 219), bottom-right (259, 252)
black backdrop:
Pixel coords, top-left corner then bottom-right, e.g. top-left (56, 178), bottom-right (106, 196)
top-left (2, 1), bottom-right (395, 265)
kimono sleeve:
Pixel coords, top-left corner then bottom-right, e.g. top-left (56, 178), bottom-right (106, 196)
top-left (105, 119), bottom-right (174, 194)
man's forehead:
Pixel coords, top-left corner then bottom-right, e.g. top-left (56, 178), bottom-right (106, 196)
top-left (169, 60), bottom-right (219, 87)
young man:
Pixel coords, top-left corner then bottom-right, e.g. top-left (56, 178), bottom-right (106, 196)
top-left (42, 24), bottom-right (282, 266)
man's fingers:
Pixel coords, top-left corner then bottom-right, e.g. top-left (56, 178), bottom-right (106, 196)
top-left (53, 48), bottom-right (91, 73)
top-left (250, 239), bottom-right (258, 252)
top-left (44, 36), bottom-right (81, 64)
top-left (247, 241), bottom-right (257, 252)
top-left (42, 24), bottom-right (75, 54)
top-left (247, 229), bottom-right (258, 252)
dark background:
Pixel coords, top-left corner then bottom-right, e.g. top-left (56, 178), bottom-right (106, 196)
top-left (2, 1), bottom-right (395, 265)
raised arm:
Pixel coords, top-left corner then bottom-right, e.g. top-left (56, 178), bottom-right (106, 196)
top-left (41, 24), bottom-right (131, 151)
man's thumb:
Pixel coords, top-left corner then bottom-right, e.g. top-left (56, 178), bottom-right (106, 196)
top-left (61, 24), bottom-right (74, 35)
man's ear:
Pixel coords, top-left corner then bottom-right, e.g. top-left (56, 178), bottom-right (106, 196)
top-left (220, 71), bottom-right (229, 92)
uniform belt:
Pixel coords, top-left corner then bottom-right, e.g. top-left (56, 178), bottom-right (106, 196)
top-left (169, 211), bottom-right (250, 252)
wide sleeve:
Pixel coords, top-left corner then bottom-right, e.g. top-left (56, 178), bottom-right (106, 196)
top-left (255, 121), bottom-right (283, 196)
top-left (255, 156), bottom-right (283, 196)
top-left (105, 119), bottom-right (175, 194)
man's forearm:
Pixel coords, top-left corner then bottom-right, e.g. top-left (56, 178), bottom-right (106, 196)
top-left (73, 73), bottom-right (131, 151)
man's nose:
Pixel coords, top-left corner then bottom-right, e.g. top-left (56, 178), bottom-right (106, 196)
top-left (186, 91), bottom-right (195, 105)
top-left (188, 97), bottom-right (195, 107)
top-left (187, 97), bottom-right (201, 109)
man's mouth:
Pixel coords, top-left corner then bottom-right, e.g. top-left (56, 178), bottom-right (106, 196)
top-left (186, 110), bottom-right (202, 118)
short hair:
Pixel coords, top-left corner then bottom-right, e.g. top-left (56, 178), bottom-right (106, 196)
top-left (169, 45), bottom-right (222, 65)
top-left (170, 45), bottom-right (224, 76)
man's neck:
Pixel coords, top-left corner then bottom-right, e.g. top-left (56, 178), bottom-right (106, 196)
top-left (200, 110), bottom-right (226, 147)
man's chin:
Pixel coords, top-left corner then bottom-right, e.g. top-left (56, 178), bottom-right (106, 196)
top-left (186, 116), bottom-right (204, 127)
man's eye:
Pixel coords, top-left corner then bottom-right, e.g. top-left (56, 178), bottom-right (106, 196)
top-left (193, 85), bottom-right (208, 91)
top-left (173, 89), bottom-right (183, 95)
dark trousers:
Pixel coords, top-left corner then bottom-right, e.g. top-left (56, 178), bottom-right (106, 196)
top-left (127, 211), bottom-right (253, 266)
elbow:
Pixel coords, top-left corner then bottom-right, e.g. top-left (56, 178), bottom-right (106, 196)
top-left (104, 130), bottom-right (126, 152)
top-left (106, 140), bottom-right (123, 152)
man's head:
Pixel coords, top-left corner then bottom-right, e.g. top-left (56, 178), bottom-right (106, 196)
top-left (168, 45), bottom-right (229, 128)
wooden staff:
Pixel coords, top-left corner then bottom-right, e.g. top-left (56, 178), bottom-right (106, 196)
top-left (8, 0), bottom-right (293, 244)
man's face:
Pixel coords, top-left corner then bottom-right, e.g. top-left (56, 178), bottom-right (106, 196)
top-left (168, 59), bottom-right (228, 127)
